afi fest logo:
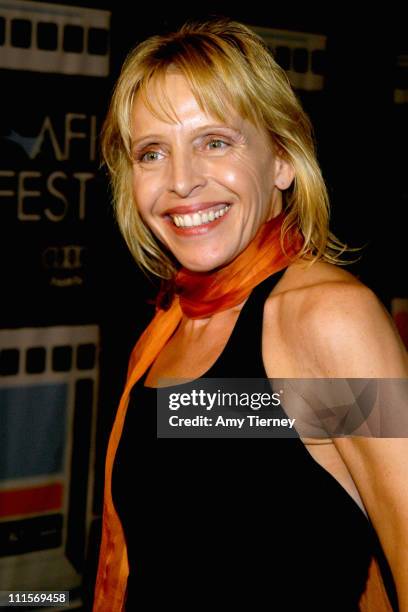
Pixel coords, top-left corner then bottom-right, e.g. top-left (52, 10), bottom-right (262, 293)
top-left (1, 114), bottom-right (97, 222)
top-left (1, 113), bottom-right (98, 287)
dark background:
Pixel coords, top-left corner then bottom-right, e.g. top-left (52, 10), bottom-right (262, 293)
top-left (1, 2), bottom-right (407, 609)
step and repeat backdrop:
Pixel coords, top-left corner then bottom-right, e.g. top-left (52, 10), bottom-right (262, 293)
top-left (0, 3), bottom-right (407, 610)
top-left (0, 1), bottom-right (110, 609)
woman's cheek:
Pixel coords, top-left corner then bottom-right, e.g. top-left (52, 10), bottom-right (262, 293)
top-left (211, 152), bottom-right (249, 187)
top-left (133, 178), bottom-right (158, 219)
top-left (206, 156), bottom-right (239, 186)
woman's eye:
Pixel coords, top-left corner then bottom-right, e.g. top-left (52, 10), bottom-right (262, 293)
top-left (138, 150), bottom-right (162, 163)
top-left (207, 139), bottom-right (228, 150)
top-left (136, 138), bottom-right (229, 163)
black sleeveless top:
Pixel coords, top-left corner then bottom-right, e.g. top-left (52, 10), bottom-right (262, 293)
top-left (112, 271), bottom-right (397, 611)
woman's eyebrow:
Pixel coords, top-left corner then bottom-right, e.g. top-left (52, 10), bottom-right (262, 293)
top-left (131, 124), bottom-right (243, 147)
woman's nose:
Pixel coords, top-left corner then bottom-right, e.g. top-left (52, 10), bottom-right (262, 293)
top-left (167, 149), bottom-right (206, 198)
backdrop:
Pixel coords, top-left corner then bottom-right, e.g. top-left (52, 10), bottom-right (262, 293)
top-left (0, 3), bottom-right (407, 610)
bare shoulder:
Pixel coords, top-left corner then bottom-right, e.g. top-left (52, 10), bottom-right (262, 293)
top-left (264, 260), bottom-right (408, 377)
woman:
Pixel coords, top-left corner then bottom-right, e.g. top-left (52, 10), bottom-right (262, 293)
top-left (94, 18), bottom-right (408, 611)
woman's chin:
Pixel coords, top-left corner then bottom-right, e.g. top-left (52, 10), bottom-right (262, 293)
top-left (177, 254), bottom-right (230, 273)
top-left (179, 261), bottom-right (220, 273)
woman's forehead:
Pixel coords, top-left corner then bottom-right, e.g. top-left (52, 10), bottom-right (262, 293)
top-left (134, 70), bottom-right (228, 126)
top-left (131, 70), bottom-right (272, 150)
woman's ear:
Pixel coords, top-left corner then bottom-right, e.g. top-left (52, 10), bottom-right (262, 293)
top-left (275, 155), bottom-right (295, 190)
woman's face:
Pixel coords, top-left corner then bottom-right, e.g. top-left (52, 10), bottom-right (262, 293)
top-left (131, 71), bottom-right (294, 272)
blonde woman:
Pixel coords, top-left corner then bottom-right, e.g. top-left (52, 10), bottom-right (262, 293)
top-left (94, 18), bottom-right (408, 611)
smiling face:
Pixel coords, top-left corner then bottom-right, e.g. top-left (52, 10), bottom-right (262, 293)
top-left (131, 71), bottom-right (294, 272)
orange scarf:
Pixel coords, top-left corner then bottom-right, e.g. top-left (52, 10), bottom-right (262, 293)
top-left (92, 213), bottom-right (391, 611)
top-left (174, 210), bottom-right (296, 318)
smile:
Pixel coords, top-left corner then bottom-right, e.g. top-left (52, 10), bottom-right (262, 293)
top-left (170, 204), bottom-right (231, 228)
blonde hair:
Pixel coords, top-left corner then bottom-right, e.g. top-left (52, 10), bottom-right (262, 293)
top-left (101, 17), bottom-right (349, 280)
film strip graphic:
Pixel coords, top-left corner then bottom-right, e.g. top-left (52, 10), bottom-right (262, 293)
top-left (250, 25), bottom-right (327, 91)
top-left (0, 325), bottom-right (98, 603)
top-left (0, 0), bottom-right (110, 76)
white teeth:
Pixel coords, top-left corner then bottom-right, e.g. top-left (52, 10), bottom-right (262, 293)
top-left (170, 205), bottom-right (230, 228)
top-left (184, 214), bottom-right (193, 227)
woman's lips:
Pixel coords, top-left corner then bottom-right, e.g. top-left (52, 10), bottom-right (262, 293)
top-left (167, 203), bottom-right (231, 236)
top-left (163, 201), bottom-right (231, 216)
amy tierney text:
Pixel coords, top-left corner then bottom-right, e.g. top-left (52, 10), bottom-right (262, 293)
top-left (168, 415), bottom-right (296, 429)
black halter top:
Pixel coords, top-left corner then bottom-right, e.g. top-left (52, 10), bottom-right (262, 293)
top-left (112, 271), bottom-right (397, 611)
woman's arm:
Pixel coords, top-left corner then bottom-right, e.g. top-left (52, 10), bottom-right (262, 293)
top-left (303, 282), bottom-right (408, 610)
